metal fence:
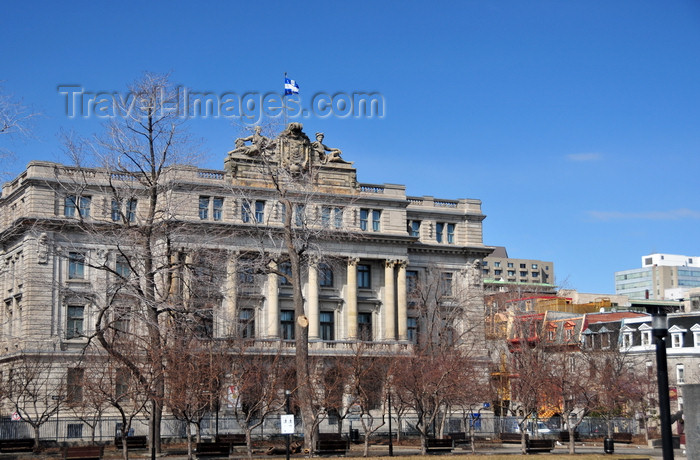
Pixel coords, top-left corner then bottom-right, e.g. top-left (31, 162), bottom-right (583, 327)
top-left (0, 413), bottom-right (640, 443)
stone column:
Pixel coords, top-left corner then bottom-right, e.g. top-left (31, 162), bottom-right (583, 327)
top-left (223, 253), bottom-right (238, 337)
top-left (267, 261), bottom-right (279, 338)
top-left (308, 259), bottom-right (319, 340)
top-left (384, 260), bottom-right (396, 340)
top-left (397, 261), bottom-right (408, 341)
top-left (346, 258), bottom-right (358, 339)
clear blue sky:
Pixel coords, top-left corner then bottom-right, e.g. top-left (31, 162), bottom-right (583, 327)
top-left (2, 0), bottom-right (699, 294)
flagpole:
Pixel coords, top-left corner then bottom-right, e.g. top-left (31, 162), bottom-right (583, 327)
top-left (283, 72), bottom-right (288, 128)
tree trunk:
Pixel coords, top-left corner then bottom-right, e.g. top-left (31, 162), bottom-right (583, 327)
top-left (186, 422), bottom-right (193, 460)
top-left (33, 425), bottom-right (40, 452)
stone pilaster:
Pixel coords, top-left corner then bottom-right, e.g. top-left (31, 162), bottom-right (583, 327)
top-left (397, 260), bottom-right (408, 341)
top-left (267, 261), bottom-right (279, 338)
top-left (346, 258), bottom-right (358, 339)
top-left (384, 260), bottom-right (396, 340)
top-left (308, 259), bottom-right (319, 339)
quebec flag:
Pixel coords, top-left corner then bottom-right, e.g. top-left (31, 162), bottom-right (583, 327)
top-left (284, 76), bottom-right (299, 95)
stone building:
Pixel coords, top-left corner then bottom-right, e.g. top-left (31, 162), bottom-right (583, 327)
top-left (0, 125), bottom-right (491, 399)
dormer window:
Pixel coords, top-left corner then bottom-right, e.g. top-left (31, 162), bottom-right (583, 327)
top-left (691, 324), bottom-right (700, 347)
top-left (669, 325), bottom-right (687, 348)
top-left (639, 324), bottom-right (653, 347)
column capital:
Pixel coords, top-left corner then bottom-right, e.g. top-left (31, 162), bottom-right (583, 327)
top-left (348, 257), bottom-right (360, 266)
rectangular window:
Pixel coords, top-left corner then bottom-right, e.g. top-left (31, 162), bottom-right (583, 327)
top-left (199, 196), bottom-right (210, 220)
top-left (67, 305), bottom-right (84, 339)
top-left (115, 255), bottom-right (130, 278)
top-left (333, 207), bottom-right (343, 228)
top-left (532, 272), bottom-right (539, 277)
top-left (508, 270), bottom-right (515, 276)
top-left (520, 271), bottom-right (528, 277)
top-left (111, 200), bottom-right (121, 221)
top-left (79, 196), bottom-right (91, 218)
top-left (281, 310), bottom-right (295, 340)
top-left (520, 263), bottom-right (526, 269)
top-left (372, 210), bottom-right (381, 231)
top-left (213, 197), bottom-right (223, 221)
top-left (241, 201), bottom-right (251, 223)
top-left (440, 272), bottom-right (453, 297)
top-left (623, 332), bottom-right (632, 348)
top-left (507, 262), bottom-right (514, 268)
top-left (238, 267), bottom-right (255, 286)
top-left (357, 264), bottom-right (371, 289)
top-left (279, 262), bottom-right (292, 286)
top-left (672, 333), bottom-right (683, 348)
top-left (67, 368), bottom-right (84, 404)
top-left (319, 263), bottom-right (333, 287)
top-left (255, 201), bottom-right (265, 223)
top-left (320, 311), bottom-right (334, 341)
top-left (116, 368), bottom-right (130, 402)
top-left (447, 223), bottom-right (455, 244)
top-left (532, 264), bottom-right (538, 269)
top-left (642, 331), bottom-right (652, 347)
top-left (68, 252), bottom-right (85, 279)
top-left (677, 364), bottom-right (685, 384)
top-left (67, 423), bottom-right (83, 438)
top-left (239, 308), bottom-right (255, 338)
top-left (64, 195), bottom-right (77, 217)
top-left (113, 304), bottom-right (130, 333)
top-left (494, 262), bottom-right (501, 268)
top-left (436, 222), bottom-right (444, 243)
top-left (406, 270), bottom-right (418, 294)
top-left (126, 199), bottom-right (137, 222)
top-left (408, 220), bottom-right (421, 237)
top-left (494, 269), bottom-right (502, 275)
top-left (321, 207), bottom-right (331, 228)
top-left (360, 209), bottom-right (369, 231)
top-left (294, 204), bottom-right (305, 227)
top-left (407, 317), bottom-right (418, 343)
top-left (358, 312), bottom-right (372, 341)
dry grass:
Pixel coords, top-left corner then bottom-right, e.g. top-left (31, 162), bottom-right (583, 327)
top-left (351, 456), bottom-right (651, 460)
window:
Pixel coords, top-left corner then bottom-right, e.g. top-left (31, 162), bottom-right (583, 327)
top-left (622, 332), bottom-right (633, 349)
top-left (508, 270), bottom-right (515, 276)
top-left (126, 199), bottom-right (137, 222)
top-left (238, 267), bottom-right (255, 286)
top-left (239, 308), bottom-right (254, 338)
top-left (447, 223), bottom-right (455, 243)
top-left (694, 329), bottom-right (700, 347)
top-left (358, 312), bottom-right (372, 341)
top-left (408, 220), bottom-right (421, 237)
top-left (532, 272), bottom-right (539, 277)
top-left (279, 262), bottom-right (292, 286)
top-left (67, 368), bottom-right (84, 404)
top-left (601, 332), bottom-right (610, 348)
top-left (111, 200), bottom-right (121, 221)
top-left (407, 317), bottom-right (418, 343)
top-left (672, 333), bottom-right (684, 348)
top-left (281, 310), bottom-right (294, 340)
top-left (520, 271), bottom-right (527, 277)
top-left (507, 262), bottom-right (514, 268)
top-left (565, 327), bottom-right (574, 342)
top-left (116, 368), bottom-right (130, 402)
top-left (294, 204), bottom-right (306, 227)
top-left (406, 270), bottom-right (418, 294)
top-left (547, 327), bottom-right (555, 341)
top-left (67, 424), bottom-right (83, 438)
top-left (320, 311), bottom-right (334, 340)
top-left (641, 330), bottom-right (652, 347)
top-left (113, 304), bottom-right (130, 333)
top-left (360, 209), bottom-right (381, 231)
top-left (436, 223), bottom-right (444, 243)
top-left (372, 210), bottom-right (381, 231)
top-left (64, 195), bottom-right (90, 218)
top-left (494, 269), bottom-right (502, 275)
top-left (213, 197), bottom-right (223, 221)
top-left (255, 201), bottom-right (265, 222)
top-left (319, 263), bottom-right (333, 287)
top-left (241, 201), bottom-right (252, 223)
top-left (68, 252), bottom-right (85, 279)
top-left (494, 262), bottom-right (501, 268)
top-left (67, 305), bottom-right (84, 339)
top-left (520, 263), bottom-right (526, 269)
top-left (532, 264), bottom-right (538, 269)
top-left (357, 264), bottom-right (371, 289)
top-left (115, 255), bottom-right (130, 278)
top-left (321, 207), bottom-right (332, 228)
top-left (677, 364), bottom-right (685, 384)
top-left (440, 272), bottom-right (453, 297)
top-left (199, 196), bottom-right (210, 220)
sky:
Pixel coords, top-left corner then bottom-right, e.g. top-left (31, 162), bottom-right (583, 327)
top-left (1, 0), bottom-right (699, 294)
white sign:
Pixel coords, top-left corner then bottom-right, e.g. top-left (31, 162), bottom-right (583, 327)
top-left (281, 414), bottom-right (295, 434)
top-left (11, 412), bottom-right (20, 421)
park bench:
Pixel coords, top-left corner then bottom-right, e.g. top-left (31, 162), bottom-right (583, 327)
top-left (425, 438), bottom-right (454, 453)
top-left (613, 432), bottom-right (633, 443)
top-left (0, 438), bottom-right (34, 452)
top-left (315, 433), bottom-right (349, 455)
top-left (500, 432), bottom-right (523, 443)
top-left (558, 430), bottom-right (581, 443)
top-left (63, 445), bottom-right (104, 459)
top-left (525, 438), bottom-right (555, 453)
top-left (114, 435), bottom-right (148, 449)
top-left (196, 441), bottom-right (232, 458)
top-left (215, 433), bottom-right (246, 446)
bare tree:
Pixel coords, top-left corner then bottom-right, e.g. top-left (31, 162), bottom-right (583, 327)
top-left (5, 353), bottom-right (67, 450)
top-left (228, 347), bottom-right (286, 458)
top-left (57, 72), bottom-right (203, 453)
top-left (0, 84), bottom-right (37, 177)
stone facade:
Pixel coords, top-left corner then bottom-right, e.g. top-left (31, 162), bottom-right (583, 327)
top-left (0, 126), bottom-right (491, 370)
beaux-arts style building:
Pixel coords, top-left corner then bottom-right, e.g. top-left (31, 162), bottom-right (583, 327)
top-left (0, 124), bottom-right (491, 364)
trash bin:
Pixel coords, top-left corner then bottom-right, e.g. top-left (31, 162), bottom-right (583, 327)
top-left (350, 429), bottom-right (359, 443)
top-left (604, 437), bottom-right (614, 454)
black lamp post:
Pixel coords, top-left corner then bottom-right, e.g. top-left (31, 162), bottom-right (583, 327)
top-left (647, 305), bottom-right (674, 460)
top-left (285, 390), bottom-right (291, 460)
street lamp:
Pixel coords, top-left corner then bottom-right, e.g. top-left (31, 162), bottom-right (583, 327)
top-left (646, 305), bottom-right (674, 460)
